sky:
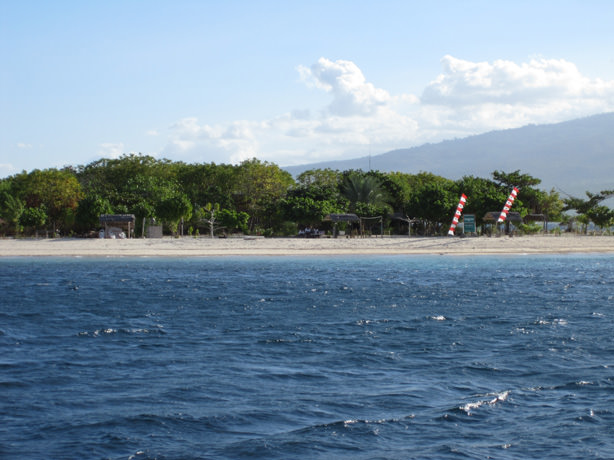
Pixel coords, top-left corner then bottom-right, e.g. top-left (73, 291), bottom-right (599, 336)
top-left (2, 0), bottom-right (614, 177)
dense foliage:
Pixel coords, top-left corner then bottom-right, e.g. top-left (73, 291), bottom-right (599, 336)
top-left (0, 153), bottom-right (611, 237)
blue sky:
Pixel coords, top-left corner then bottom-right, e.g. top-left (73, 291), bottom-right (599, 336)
top-left (2, 0), bottom-right (614, 177)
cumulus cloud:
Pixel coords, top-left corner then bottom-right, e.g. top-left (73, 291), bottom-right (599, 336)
top-left (17, 142), bottom-right (33, 149)
top-left (420, 55), bottom-right (614, 130)
top-left (161, 56), bottom-right (614, 167)
top-left (298, 57), bottom-right (392, 116)
top-left (164, 118), bottom-right (260, 164)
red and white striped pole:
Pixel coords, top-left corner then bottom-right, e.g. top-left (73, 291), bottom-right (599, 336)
top-left (448, 193), bottom-right (467, 236)
top-left (497, 187), bottom-right (519, 223)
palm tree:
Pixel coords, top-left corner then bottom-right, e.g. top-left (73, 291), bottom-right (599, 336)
top-left (340, 172), bottom-right (389, 212)
top-left (1, 192), bottom-right (24, 235)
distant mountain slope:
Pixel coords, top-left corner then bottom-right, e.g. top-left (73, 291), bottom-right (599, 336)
top-left (283, 113), bottom-right (614, 196)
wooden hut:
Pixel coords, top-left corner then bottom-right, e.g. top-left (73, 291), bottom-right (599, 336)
top-left (99, 214), bottom-right (136, 239)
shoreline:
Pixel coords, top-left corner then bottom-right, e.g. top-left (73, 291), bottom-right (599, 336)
top-left (2, 235), bottom-right (614, 257)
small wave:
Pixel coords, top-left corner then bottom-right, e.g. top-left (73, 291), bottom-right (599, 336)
top-left (431, 315), bottom-right (446, 321)
top-left (356, 319), bottom-right (373, 326)
top-left (461, 390), bottom-right (510, 415)
top-left (78, 326), bottom-right (166, 337)
top-left (342, 416), bottom-right (410, 427)
top-left (77, 328), bottom-right (117, 337)
top-left (292, 414), bottom-right (416, 435)
top-left (555, 380), bottom-right (595, 390)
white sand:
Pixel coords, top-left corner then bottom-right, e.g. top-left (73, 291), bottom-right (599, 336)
top-left (2, 234), bottom-right (614, 257)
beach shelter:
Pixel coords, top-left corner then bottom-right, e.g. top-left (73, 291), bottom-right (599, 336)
top-left (99, 214), bottom-right (136, 238)
top-left (483, 211), bottom-right (522, 235)
top-left (524, 213), bottom-right (547, 232)
top-left (323, 213), bottom-right (360, 237)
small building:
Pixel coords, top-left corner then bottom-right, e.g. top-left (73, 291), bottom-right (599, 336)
top-left (99, 214), bottom-right (136, 239)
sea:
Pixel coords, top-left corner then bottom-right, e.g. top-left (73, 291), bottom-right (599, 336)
top-left (1, 254), bottom-right (614, 459)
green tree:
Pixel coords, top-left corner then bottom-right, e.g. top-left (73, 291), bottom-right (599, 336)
top-left (407, 177), bottom-right (456, 235)
top-left (340, 171), bottom-right (390, 214)
top-left (563, 189), bottom-right (614, 233)
top-left (534, 188), bottom-right (565, 222)
top-left (455, 175), bottom-right (506, 229)
top-left (285, 168), bottom-right (345, 229)
top-left (217, 209), bottom-right (249, 234)
top-left (279, 196), bottom-right (340, 227)
top-left (76, 154), bottom-right (175, 200)
top-left (22, 169), bottom-right (82, 235)
top-left (232, 158), bottom-right (295, 232)
top-left (492, 169), bottom-right (542, 190)
top-left (377, 171), bottom-right (411, 215)
top-left (564, 190), bottom-right (614, 215)
top-left (0, 192), bottom-right (25, 235)
top-left (586, 205), bottom-right (614, 232)
top-left (123, 175), bottom-right (181, 236)
top-left (175, 162), bottom-right (236, 209)
top-left (296, 168), bottom-right (342, 190)
top-left (20, 206), bottom-right (47, 236)
top-left (155, 193), bottom-right (192, 235)
top-left (75, 195), bottom-right (113, 234)
top-left (491, 169), bottom-right (546, 218)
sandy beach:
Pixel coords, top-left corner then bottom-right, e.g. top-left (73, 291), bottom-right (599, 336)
top-left (2, 234), bottom-right (614, 257)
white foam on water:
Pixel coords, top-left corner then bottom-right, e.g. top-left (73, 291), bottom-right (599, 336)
top-left (462, 390), bottom-right (510, 415)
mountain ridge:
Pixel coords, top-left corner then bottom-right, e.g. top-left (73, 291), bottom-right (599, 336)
top-left (283, 113), bottom-right (614, 196)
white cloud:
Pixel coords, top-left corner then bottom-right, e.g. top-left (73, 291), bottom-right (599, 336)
top-left (298, 57), bottom-right (392, 116)
top-left (17, 142), bottom-right (32, 149)
top-left (98, 142), bottom-right (125, 159)
top-left (420, 55), bottom-right (614, 129)
top-left (160, 56), bottom-right (614, 167)
top-left (164, 118), bottom-right (260, 164)
top-left (0, 163), bottom-right (15, 175)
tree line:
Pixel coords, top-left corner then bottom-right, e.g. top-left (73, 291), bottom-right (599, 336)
top-left (1, 154), bottom-right (612, 237)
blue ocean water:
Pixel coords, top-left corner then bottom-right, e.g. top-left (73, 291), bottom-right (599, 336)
top-left (1, 255), bottom-right (614, 459)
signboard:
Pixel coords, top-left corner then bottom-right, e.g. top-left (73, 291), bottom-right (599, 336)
top-left (463, 214), bottom-right (476, 233)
